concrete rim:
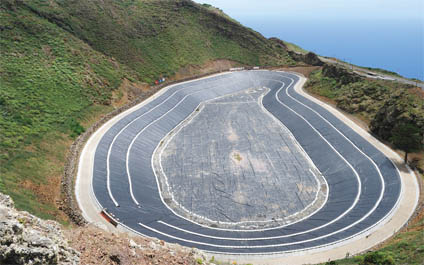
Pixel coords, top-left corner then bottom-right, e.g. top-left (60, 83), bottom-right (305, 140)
top-left (75, 70), bottom-right (419, 265)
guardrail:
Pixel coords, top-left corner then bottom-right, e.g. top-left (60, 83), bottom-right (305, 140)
top-left (229, 67), bottom-right (245, 71)
top-left (100, 208), bottom-right (119, 227)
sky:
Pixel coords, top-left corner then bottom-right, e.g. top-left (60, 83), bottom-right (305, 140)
top-left (193, 0), bottom-right (424, 21)
top-left (193, 0), bottom-right (424, 79)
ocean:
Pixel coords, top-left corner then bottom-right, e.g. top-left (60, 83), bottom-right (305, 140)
top-left (239, 18), bottom-right (423, 80)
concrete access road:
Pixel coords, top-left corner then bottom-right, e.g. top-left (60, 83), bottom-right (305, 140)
top-left (80, 70), bottom-right (414, 255)
top-left (320, 57), bottom-right (424, 89)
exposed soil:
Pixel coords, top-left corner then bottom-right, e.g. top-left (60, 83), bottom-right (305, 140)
top-left (18, 135), bottom-right (73, 222)
top-left (172, 59), bottom-right (240, 80)
top-left (408, 86), bottom-right (424, 99)
top-left (275, 66), bottom-right (321, 77)
top-left (20, 177), bottom-right (61, 211)
top-left (64, 225), bottom-right (206, 265)
top-left (112, 79), bottom-right (149, 108)
top-left (114, 60), bottom-right (239, 108)
top-left (302, 87), bottom-right (370, 133)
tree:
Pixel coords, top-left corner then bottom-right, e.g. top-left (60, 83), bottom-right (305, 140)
top-left (390, 123), bottom-right (422, 163)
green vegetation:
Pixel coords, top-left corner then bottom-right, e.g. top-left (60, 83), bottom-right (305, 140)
top-left (321, 215), bottom-right (424, 265)
top-left (322, 203), bottom-right (424, 265)
top-left (410, 78), bottom-right (423, 83)
top-left (0, 0), bottom-right (297, 222)
top-left (307, 65), bottom-right (424, 265)
top-left (0, 2), bottom-right (136, 221)
top-left (18, 0), bottom-right (295, 83)
top-left (1, 1), bottom-right (422, 263)
top-left (360, 66), bottom-right (403, 78)
top-left (233, 153), bottom-right (243, 162)
top-left (284, 40), bottom-right (308, 54)
top-left (305, 66), bottom-right (424, 145)
top-left (324, 251), bottom-right (396, 265)
top-left (307, 66), bottom-right (423, 173)
top-left (390, 123), bottom-right (422, 162)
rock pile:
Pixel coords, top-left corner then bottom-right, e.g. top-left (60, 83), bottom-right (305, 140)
top-left (322, 64), bottom-right (361, 84)
top-left (288, 51), bottom-right (324, 66)
top-left (0, 193), bottom-right (79, 265)
top-left (65, 225), bottom-right (211, 265)
top-left (0, 193), bottom-right (216, 265)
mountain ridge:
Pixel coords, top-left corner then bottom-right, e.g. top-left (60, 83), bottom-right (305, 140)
top-left (1, 1), bottom-right (423, 264)
top-left (0, 0), bottom-right (299, 221)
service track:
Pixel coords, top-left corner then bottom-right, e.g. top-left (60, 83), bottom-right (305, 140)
top-left (77, 70), bottom-right (417, 256)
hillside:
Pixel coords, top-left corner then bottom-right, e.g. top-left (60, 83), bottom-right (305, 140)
top-left (305, 64), bottom-right (424, 171)
top-left (303, 65), bottom-right (424, 265)
top-left (0, 191), bottom-right (218, 265)
top-left (9, 0), bottom-right (295, 83)
top-left (1, 1), bottom-right (423, 265)
top-left (0, 0), bottom-right (298, 222)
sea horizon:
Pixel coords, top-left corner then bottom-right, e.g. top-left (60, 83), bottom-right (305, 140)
top-left (236, 17), bottom-right (423, 80)
top-left (193, 0), bottom-right (423, 81)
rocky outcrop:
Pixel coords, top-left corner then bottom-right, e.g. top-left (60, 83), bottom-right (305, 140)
top-left (0, 191), bottom-right (216, 265)
top-left (304, 52), bottom-right (324, 66)
top-left (288, 50), bottom-right (304, 62)
top-left (322, 64), bottom-right (361, 84)
top-left (65, 225), bottom-right (212, 265)
top-left (289, 51), bottom-right (324, 66)
top-left (0, 193), bottom-right (80, 265)
top-left (269, 37), bottom-right (287, 49)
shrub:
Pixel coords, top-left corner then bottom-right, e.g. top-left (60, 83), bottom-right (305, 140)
top-left (360, 251), bottom-right (395, 265)
top-left (66, 118), bottom-right (85, 138)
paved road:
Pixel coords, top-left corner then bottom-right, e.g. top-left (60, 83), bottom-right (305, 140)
top-left (92, 71), bottom-right (401, 254)
top-left (320, 57), bottom-right (424, 89)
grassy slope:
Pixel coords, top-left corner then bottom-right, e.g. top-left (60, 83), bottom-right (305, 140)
top-left (305, 68), bottom-right (424, 265)
top-left (306, 66), bottom-right (423, 172)
top-left (1, 1), bottom-right (422, 263)
top-left (284, 41), bottom-right (308, 55)
top-left (305, 68), bottom-right (423, 142)
top-left (320, 214), bottom-right (424, 265)
top-left (0, 0), bottom-right (296, 222)
top-left (0, 2), bottom-right (141, 221)
top-left (22, 0), bottom-right (295, 83)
